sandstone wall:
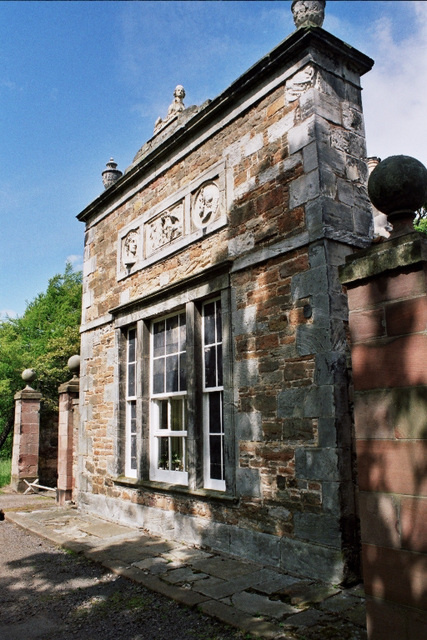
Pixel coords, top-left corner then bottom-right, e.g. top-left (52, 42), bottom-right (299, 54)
top-left (78, 28), bottom-right (373, 583)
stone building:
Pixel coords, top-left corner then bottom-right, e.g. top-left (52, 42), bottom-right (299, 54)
top-left (76, 1), bottom-right (374, 584)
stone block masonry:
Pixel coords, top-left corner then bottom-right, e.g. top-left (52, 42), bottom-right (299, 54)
top-left (77, 24), bottom-right (373, 584)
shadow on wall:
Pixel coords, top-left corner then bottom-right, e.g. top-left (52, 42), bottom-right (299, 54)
top-left (349, 271), bottom-right (427, 639)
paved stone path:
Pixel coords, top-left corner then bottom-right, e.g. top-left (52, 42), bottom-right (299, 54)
top-left (2, 492), bottom-right (367, 639)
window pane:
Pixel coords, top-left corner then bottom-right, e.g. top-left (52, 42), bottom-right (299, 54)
top-left (128, 362), bottom-right (136, 397)
top-left (131, 434), bottom-right (137, 470)
top-left (179, 315), bottom-right (186, 351)
top-left (204, 346), bottom-right (216, 388)
top-left (179, 352), bottom-right (187, 391)
top-left (171, 398), bottom-right (183, 431)
top-left (153, 321), bottom-right (165, 357)
top-left (217, 345), bottom-right (223, 387)
top-left (209, 435), bottom-right (223, 479)
top-left (128, 329), bottom-right (136, 361)
top-left (204, 302), bottom-right (215, 345)
top-left (159, 400), bottom-right (168, 430)
top-left (166, 315), bottom-right (179, 354)
top-left (153, 358), bottom-right (165, 394)
top-left (171, 437), bottom-right (184, 471)
top-left (166, 354), bottom-right (178, 392)
top-left (158, 437), bottom-right (169, 470)
top-left (216, 301), bottom-right (222, 342)
top-left (130, 401), bottom-right (137, 428)
top-left (209, 392), bottom-right (222, 434)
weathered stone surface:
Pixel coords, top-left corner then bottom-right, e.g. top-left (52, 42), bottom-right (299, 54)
top-left (230, 590), bottom-right (299, 618)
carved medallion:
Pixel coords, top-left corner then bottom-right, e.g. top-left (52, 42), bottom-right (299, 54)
top-left (122, 230), bottom-right (139, 268)
top-left (192, 181), bottom-right (220, 229)
top-left (146, 203), bottom-right (183, 256)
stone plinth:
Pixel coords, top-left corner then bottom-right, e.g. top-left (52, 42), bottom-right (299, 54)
top-left (11, 388), bottom-right (42, 492)
top-left (340, 231), bottom-right (427, 640)
top-left (57, 378), bottom-right (79, 505)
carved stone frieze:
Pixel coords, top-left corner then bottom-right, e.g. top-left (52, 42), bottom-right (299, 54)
top-left (117, 161), bottom-right (228, 281)
top-left (145, 203), bottom-right (184, 256)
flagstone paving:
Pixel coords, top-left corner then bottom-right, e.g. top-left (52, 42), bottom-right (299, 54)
top-left (3, 499), bottom-right (368, 639)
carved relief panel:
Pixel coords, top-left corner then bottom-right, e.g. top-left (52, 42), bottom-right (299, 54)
top-left (145, 202), bottom-right (184, 257)
top-left (117, 161), bottom-right (228, 281)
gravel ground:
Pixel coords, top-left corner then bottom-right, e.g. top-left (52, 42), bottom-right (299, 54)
top-left (0, 518), bottom-right (251, 640)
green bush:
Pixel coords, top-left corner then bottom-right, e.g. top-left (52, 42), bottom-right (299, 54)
top-left (0, 263), bottom-right (82, 457)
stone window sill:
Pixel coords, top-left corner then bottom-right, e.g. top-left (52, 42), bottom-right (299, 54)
top-left (112, 476), bottom-right (238, 504)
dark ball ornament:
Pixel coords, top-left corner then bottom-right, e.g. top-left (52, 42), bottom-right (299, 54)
top-left (368, 155), bottom-right (427, 216)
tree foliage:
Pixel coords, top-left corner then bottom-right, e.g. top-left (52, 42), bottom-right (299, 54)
top-left (414, 205), bottom-right (427, 234)
top-left (0, 263), bottom-right (82, 457)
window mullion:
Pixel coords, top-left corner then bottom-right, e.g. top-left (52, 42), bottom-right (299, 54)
top-left (185, 300), bottom-right (202, 490)
top-left (140, 319), bottom-right (150, 481)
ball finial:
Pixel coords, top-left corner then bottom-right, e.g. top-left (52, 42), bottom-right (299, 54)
top-left (368, 155), bottom-right (427, 237)
top-left (22, 368), bottom-right (36, 389)
top-left (68, 355), bottom-right (81, 378)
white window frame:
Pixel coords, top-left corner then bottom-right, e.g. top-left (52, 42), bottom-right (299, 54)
top-left (149, 311), bottom-right (188, 485)
top-left (125, 327), bottom-right (138, 478)
top-left (202, 298), bottom-right (226, 491)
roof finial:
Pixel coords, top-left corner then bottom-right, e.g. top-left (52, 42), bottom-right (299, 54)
top-left (102, 158), bottom-right (123, 190)
top-left (292, 1), bottom-right (326, 29)
top-left (154, 85), bottom-right (186, 135)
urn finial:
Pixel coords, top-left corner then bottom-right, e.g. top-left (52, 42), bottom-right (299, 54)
top-left (102, 158), bottom-right (123, 190)
top-left (292, 1), bottom-right (326, 29)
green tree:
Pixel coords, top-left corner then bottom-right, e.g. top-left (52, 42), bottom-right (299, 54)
top-left (0, 263), bottom-right (82, 457)
top-left (414, 204), bottom-right (427, 234)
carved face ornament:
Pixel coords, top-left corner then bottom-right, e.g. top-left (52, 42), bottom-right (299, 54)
top-left (194, 183), bottom-right (220, 226)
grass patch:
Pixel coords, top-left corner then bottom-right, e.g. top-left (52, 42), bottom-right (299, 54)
top-left (0, 458), bottom-right (11, 488)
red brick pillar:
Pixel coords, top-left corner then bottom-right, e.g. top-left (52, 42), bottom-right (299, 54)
top-left (11, 370), bottom-right (42, 492)
top-left (57, 358), bottom-right (80, 505)
top-left (340, 231), bottom-right (427, 639)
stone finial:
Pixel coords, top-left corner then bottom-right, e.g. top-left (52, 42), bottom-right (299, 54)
top-left (292, 1), bottom-right (326, 29)
top-left (22, 368), bottom-right (36, 390)
top-left (368, 155), bottom-right (427, 238)
top-left (367, 157), bottom-right (393, 242)
top-left (102, 158), bottom-right (123, 190)
top-left (154, 85), bottom-right (186, 135)
top-left (67, 355), bottom-right (81, 379)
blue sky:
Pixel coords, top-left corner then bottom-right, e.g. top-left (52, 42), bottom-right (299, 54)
top-left (1, 1), bottom-right (426, 319)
